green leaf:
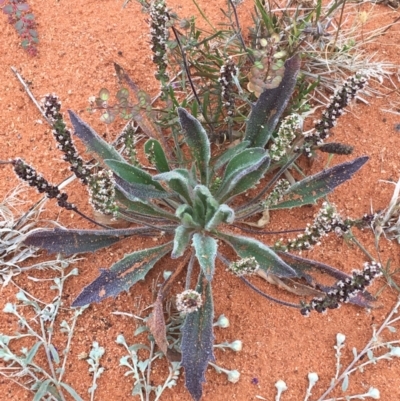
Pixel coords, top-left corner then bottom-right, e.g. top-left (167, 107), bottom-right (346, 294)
top-left (193, 185), bottom-right (219, 226)
top-left (98, 88), bottom-right (110, 101)
top-left (244, 55), bottom-right (300, 147)
top-left (216, 232), bottom-right (299, 277)
top-left (205, 204), bottom-right (235, 231)
top-left (72, 242), bottom-right (173, 306)
top-left (25, 341), bottom-right (43, 365)
top-left (114, 174), bottom-right (169, 201)
top-left (192, 233), bottom-right (217, 281)
top-left (105, 159), bottom-right (168, 200)
top-left (23, 228), bottom-right (159, 256)
top-left (48, 344), bottom-right (60, 364)
top-left (115, 189), bottom-right (178, 221)
top-left (270, 156), bottom-right (368, 210)
top-left (212, 140), bottom-right (251, 172)
top-left (59, 382), bottom-right (85, 401)
top-left (105, 159), bottom-right (165, 191)
top-left (33, 379), bottom-right (51, 401)
top-left (144, 139), bottom-right (170, 173)
top-left (216, 148), bottom-right (270, 202)
top-left (68, 110), bottom-right (124, 164)
top-left (178, 108), bottom-right (211, 185)
top-left (153, 169), bottom-right (193, 204)
top-left (181, 278), bottom-right (215, 401)
top-left (172, 226), bottom-right (194, 258)
top-left (176, 204), bottom-right (200, 229)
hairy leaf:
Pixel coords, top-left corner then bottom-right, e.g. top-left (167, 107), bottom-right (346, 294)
top-left (105, 159), bottom-right (165, 192)
top-left (216, 232), bottom-right (299, 277)
top-left (192, 233), bottom-right (217, 281)
top-left (244, 55), bottom-right (300, 147)
top-left (178, 108), bottom-right (210, 185)
top-left (113, 173), bottom-right (169, 201)
top-left (144, 139), bottom-right (170, 173)
top-left (23, 228), bottom-right (159, 256)
top-left (68, 110), bottom-right (124, 164)
top-left (212, 140), bottom-right (251, 172)
top-left (115, 189), bottom-right (179, 221)
top-left (270, 156), bottom-right (368, 210)
top-left (205, 204), bottom-right (235, 231)
top-left (216, 148), bottom-right (270, 202)
top-left (154, 169), bottom-right (193, 204)
top-left (181, 278), bottom-right (215, 401)
top-left (172, 226), bottom-right (194, 258)
top-left (72, 242), bottom-right (172, 306)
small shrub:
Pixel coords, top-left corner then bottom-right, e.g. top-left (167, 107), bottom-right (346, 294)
top-left (1, 0), bottom-right (39, 56)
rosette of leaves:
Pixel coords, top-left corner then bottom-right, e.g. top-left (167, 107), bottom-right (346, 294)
top-left (23, 55), bottom-right (369, 401)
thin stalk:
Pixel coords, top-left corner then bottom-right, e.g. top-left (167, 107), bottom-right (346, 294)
top-left (191, 0), bottom-right (216, 32)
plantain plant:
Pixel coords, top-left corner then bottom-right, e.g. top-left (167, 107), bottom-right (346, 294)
top-left (6, 51), bottom-right (378, 400)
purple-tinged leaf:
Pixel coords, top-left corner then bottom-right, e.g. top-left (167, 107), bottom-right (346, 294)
top-left (3, 4), bottom-right (14, 14)
top-left (23, 227), bottom-right (160, 256)
top-left (17, 3), bottom-right (29, 11)
top-left (270, 156), bottom-right (369, 210)
top-left (15, 19), bottom-right (24, 31)
top-left (68, 110), bottom-right (124, 164)
top-left (24, 13), bottom-right (35, 20)
top-left (182, 278), bottom-right (215, 401)
top-left (217, 232), bottom-right (299, 278)
top-left (245, 54), bottom-right (300, 147)
top-left (192, 233), bottom-right (217, 281)
top-left (71, 242), bottom-right (172, 306)
top-left (29, 29), bottom-right (38, 37)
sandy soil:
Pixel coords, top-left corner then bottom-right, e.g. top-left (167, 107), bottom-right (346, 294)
top-left (1, 0), bottom-right (400, 400)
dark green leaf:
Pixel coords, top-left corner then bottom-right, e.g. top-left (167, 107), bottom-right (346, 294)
top-left (115, 189), bottom-right (178, 221)
top-left (178, 108), bottom-right (210, 185)
top-left (244, 55), bottom-right (300, 147)
top-left (114, 174), bottom-right (169, 201)
top-left (216, 232), bottom-right (299, 277)
top-left (68, 110), bottom-right (124, 163)
top-left (23, 228), bottom-right (159, 256)
top-left (216, 148), bottom-right (270, 202)
top-left (181, 278), bottom-right (215, 401)
top-left (270, 156), bottom-right (368, 210)
top-left (212, 140), bottom-right (251, 172)
top-left (144, 139), bottom-right (170, 173)
top-left (72, 242), bottom-right (172, 306)
top-left (192, 233), bottom-right (217, 281)
top-left (105, 159), bottom-right (165, 191)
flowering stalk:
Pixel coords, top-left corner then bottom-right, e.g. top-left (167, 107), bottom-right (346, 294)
top-left (270, 114), bottom-right (302, 162)
top-left (300, 261), bottom-right (382, 315)
top-left (228, 257), bottom-right (259, 276)
top-left (218, 58), bottom-right (238, 120)
top-left (275, 202), bottom-right (351, 251)
top-left (176, 289), bottom-right (202, 314)
top-left (12, 158), bottom-right (76, 211)
top-left (262, 179), bottom-right (290, 208)
top-left (41, 94), bottom-right (91, 185)
top-left (149, 0), bottom-right (170, 83)
top-left (88, 169), bottom-right (118, 216)
top-left (302, 74), bottom-right (367, 156)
